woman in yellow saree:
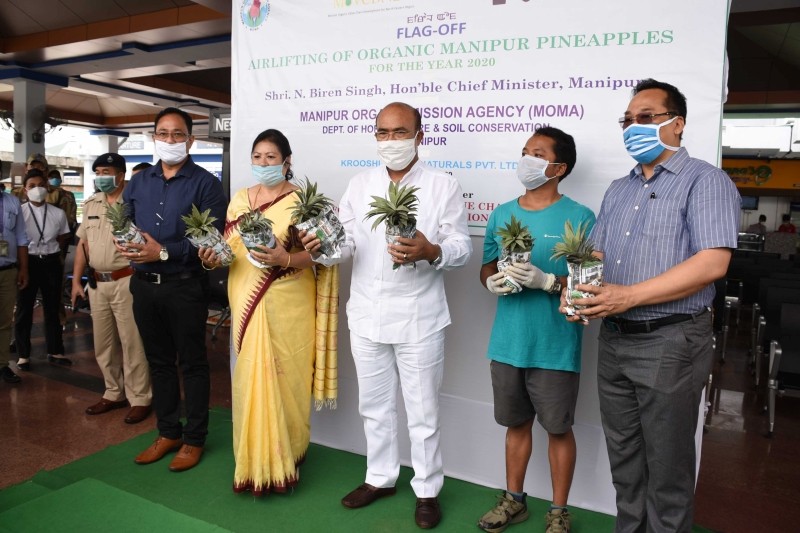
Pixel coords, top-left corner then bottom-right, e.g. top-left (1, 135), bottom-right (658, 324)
top-left (200, 129), bottom-right (338, 495)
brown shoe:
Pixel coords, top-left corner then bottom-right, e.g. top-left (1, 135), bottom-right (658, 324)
top-left (341, 483), bottom-right (397, 509)
top-left (168, 444), bottom-right (204, 472)
top-left (124, 405), bottom-right (152, 424)
top-left (415, 497), bottom-right (441, 529)
top-left (85, 398), bottom-right (129, 415)
top-left (134, 436), bottom-right (182, 465)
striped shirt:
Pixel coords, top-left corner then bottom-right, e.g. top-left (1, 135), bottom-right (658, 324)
top-left (591, 147), bottom-right (740, 320)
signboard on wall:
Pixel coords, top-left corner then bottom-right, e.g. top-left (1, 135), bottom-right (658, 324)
top-left (723, 158), bottom-right (800, 191)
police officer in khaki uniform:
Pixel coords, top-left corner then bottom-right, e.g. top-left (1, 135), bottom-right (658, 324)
top-left (71, 153), bottom-right (152, 424)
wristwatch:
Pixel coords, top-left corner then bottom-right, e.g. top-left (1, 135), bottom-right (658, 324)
top-left (429, 246), bottom-right (442, 268)
top-left (159, 246), bottom-right (169, 262)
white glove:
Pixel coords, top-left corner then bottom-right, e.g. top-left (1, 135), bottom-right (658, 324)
top-left (506, 262), bottom-right (555, 291)
top-left (485, 271), bottom-right (513, 296)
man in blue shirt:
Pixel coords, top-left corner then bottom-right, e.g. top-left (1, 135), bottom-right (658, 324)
top-left (0, 184), bottom-right (29, 384)
top-left (479, 127), bottom-right (594, 533)
top-left (119, 107), bottom-right (227, 472)
top-left (566, 79), bottom-right (740, 532)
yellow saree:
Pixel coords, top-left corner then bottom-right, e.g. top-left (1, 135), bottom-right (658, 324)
top-left (225, 187), bottom-right (337, 495)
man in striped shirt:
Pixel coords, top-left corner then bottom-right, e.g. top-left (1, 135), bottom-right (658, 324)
top-left (564, 79), bottom-right (740, 532)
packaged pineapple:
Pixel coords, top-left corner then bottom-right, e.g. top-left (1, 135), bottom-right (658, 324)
top-left (105, 201), bottom-right (146, 252)
top-left (238, 209), bottom-right (276, 251)
top-left (181, 204), bottom-right (234, 266)
top-left (291, 178), bottom-right (345, 260)
top-left (551, 220), bottom-right (602, 317)
top-left (495, 214), bottom-right (534, 294)
top-left (364, 181), bottom-right (419, 270)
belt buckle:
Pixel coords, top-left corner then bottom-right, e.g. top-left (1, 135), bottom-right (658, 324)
top-left (151, 272), bottom-right (162, 284)
top-left (97, 272), bottom-right (114, 282)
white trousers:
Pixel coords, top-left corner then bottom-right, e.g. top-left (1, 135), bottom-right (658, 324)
top-left (350, 329), bottom-right (445, 498)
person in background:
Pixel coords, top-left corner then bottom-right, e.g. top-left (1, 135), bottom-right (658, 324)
top-left (199, 128), bottom-right (338, 495)
top-left (778, 213), bottom-right (796, 234)
top-left (71, 153), bottom-right (152, 425)
top-left (746, 214), bottom-right (767, 235)
top-left (0, 176), bottom-right (28, 384)
top-left (304, 102), bottom-right (472, 529)
top-left (132, 162), bottom-right (152, 176)
top-left (47, 169), bottom-right (77, 235)
top-left (564, 78), bottom-right (740, 532)
top-left (478, 128), bottom-right (595, 533)
top-left (15, 169), bottom-right (71, 370)
top-left (121, 107), bottom-right (227, 472)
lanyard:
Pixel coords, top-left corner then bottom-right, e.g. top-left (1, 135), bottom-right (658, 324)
top-left (28, 202), bottom-right (48, 245)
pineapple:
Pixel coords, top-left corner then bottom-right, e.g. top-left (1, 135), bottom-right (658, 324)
top-left (551, 220), bottom-right (602, 315)
top-left (364, 182), bottom-right (420, 269)
top-left (105, 201), bottom-right (145, 251)
top-left (238, 209), bottom-right (275, 251)
top-left (292, 178), bottom-right (345, 259)
top-left (181, 204), bottom-right (234, 266)
top-left (495, 214), bottom-right (534, 293)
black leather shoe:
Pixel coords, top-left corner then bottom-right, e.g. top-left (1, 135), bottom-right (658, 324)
top-left (1, 366), bottom-right (21, 384)
top-left (341, 483), bottom-right (397, 508)
top-left (47, 355), bottom-right (72, 366)
top-left (415, 497), bottom-right (441, 529)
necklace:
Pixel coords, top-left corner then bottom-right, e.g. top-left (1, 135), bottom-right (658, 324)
top-left (249, 181), bottom-right (289, 212)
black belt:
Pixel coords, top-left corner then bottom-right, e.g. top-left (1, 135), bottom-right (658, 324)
top-left (134, 269), bottom-right (205, 285)
top-left (30, 252), bottom-right (62, 261)
top-left (603, 308), bottom-right (709, 334)
top-left (0, 263), bottom-right (17, 271)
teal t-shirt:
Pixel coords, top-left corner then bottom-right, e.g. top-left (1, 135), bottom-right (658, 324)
top-left (482, 195), bottom-right (595, 372)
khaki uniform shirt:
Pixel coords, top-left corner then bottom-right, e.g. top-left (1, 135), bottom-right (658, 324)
top-left (76, 193), bottom-right (130, 272)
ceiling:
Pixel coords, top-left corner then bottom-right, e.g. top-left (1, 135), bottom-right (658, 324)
top-left (1, 0), bottom-right (800, 138)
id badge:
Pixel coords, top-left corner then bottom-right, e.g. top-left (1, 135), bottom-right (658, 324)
top-left (0, 240), bottom-right (8, 257)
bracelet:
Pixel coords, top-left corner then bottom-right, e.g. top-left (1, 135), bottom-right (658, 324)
top-left (285, 254), bottom-right (292, 268)
top-left (201, 261), bottom-right (217, 271)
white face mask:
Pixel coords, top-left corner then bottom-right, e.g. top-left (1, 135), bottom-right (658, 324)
top-left (155, 139), bottom-right (188, 165)
top-left (516, 155), bottom-right (558, 190)
top-left (27, 186), bottom-right (48, 203)
top-left (377, 136), bottom-right (418, 171)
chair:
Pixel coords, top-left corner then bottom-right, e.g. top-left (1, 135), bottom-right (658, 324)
top-left (766, 302), bottom-right (800, 437)
top-left (206, 266), bottom-right (230, 340)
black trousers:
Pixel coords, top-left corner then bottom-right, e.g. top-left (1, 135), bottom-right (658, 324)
top-left (15, 254), bottom-right (64, 358)
top-left (130, 274), bottom-right (210, 446)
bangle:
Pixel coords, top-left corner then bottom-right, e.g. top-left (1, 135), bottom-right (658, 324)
top-left (201, 261), bottom-right (216, 271)
top-left (285, 254), bottom-right (291, 269)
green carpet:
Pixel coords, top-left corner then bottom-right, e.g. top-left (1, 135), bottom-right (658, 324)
top-left (0, 409), bottom-right (713, 532)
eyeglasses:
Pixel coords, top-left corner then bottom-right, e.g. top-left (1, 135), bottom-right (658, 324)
top-left (375, 129), bottom-right (417, 141)
top-left (618, 112), bottom-right (677, 129)
top-left (153, 131), bottom-right (189, 142)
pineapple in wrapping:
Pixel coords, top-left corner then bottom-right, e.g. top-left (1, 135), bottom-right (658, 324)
top-left (291, 178), bottom-right (345, 259)
top-left (495, 214), bottom-right (534, 294)
top-left (551, 220), bottom-right (602, 316)
top-left (238, 209), bottom-right (275, 251)
top-left (364, 182), bottom-right (419, 270)
top-left (181, 204), bottom-right (234, 266)
top-left (105, 201), bottom-right (146, 252)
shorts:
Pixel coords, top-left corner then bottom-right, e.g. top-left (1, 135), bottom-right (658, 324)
top-left (490, 360), bottom-right (580, 435)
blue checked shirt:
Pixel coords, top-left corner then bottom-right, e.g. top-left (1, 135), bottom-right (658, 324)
top-left (591, 148), bottom-right (741, 320)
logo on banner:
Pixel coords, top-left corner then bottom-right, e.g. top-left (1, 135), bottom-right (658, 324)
top-left (241, 0), bottom-right (269, 29)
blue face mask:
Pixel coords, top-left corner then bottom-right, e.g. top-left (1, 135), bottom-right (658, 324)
top-left (48, 178), bottom-right (62, 187)
top-left (622, 116), bottom-right (680, 164)
top-left (251, 163), bottom-right (285, 186)
top-left (94, 175), bottom-right (118, 193)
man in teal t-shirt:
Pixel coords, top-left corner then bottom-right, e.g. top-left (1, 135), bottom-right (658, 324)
top-left (477, 127), bottom-right (595, 533)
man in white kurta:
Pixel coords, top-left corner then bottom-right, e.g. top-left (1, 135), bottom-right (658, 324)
top-left (307, 102), bottom-right (471, 529)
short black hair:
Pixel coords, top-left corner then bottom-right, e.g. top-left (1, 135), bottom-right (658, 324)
top-left (533, 126), bottom-right (577, 180)
top-left (132, 162), bottom-right (152, 172)
top-left (24, 168), bottom-right (45, 185)
top-left (251, 129), bottom-right (294, 181)
top-left (48, 169), bottom-right (61, 180)
top-left (154, 107), bottom-right (193, 135)
top-left (783, 213), bottom-right (792, 223)
top-left (759, 214), bottom-right (767, 222)
top-left (632, 79), bottom-right (688, 121)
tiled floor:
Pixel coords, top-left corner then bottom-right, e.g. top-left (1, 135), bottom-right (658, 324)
top-left (1, 304), bottom-right (799, 532)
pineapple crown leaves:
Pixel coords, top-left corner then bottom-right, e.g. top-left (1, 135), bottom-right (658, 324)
top-left (181, 204), bottom-right (219, 239)
top-left (291, 177), bottom-right (333, 224)
top-left (495, 214), bottom-right (534, 253)
top-left (105, 201), bottom-right (132, 233)
top-left (551, 220), bottom-right (599, 264)
top-left (238, 209), bottom-right (274, 234)
top-left (364, 181), bottom-right (420, 231)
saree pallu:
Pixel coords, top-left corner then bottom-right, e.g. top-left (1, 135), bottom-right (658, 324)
top-left (226, 187), bottom-right (335, 495)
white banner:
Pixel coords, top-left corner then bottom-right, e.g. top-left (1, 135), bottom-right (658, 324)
top-left (232, 0), bottom-right (729, 515)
